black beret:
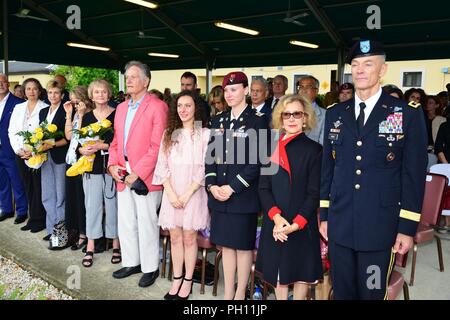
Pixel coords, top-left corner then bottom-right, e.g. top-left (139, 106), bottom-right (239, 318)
top-left (346, 40), bottom-right (385, 64)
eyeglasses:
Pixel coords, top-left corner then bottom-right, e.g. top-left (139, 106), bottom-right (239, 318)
top-left (297, 85), bottom-right (317, 91)
top-left (281, 111), bottom-right (305, 120)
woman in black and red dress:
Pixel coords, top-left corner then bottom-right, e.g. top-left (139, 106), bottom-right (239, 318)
top-left (256, 94), bottom-right (323, 300)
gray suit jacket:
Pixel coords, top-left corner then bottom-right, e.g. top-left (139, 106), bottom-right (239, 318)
top-left (306, 101), bottom-right (325, 145)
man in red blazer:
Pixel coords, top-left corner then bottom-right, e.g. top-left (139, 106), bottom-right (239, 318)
top-left (108, 61), bottom-right (168, 287)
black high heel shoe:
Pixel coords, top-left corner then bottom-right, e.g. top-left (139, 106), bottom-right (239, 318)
top-left (176, 278), bottom-right (193, 300)
top-left (164, 275), bottom-right (184, 300)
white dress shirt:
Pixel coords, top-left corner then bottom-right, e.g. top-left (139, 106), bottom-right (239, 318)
top-left (229, 107), bottom-right (246, 129)
top-left (46, 105), bottom-right (59, 124)
top-left (8, 100), bottom-right (48, 154)
top-left (354, 87), bottom-right (383, 125)
top-left (252, 102), bottom-right (265, 113)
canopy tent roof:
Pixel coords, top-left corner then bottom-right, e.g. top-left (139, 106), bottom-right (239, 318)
top-left (3, 0), bottom-right (450, 71)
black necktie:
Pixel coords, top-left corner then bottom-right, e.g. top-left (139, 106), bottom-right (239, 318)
top-left (357, 102), bottom-right (366, 134)
top-left (230, 119), bottom-right (238, 129)
top-left (273, 98), bottom-right (279, 108)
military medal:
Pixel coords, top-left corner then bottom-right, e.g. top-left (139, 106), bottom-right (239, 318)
top-left (386, 152), bottom-right (395, 161)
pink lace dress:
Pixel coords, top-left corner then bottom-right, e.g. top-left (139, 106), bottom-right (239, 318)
top-left (153, 128), bottom-right (210, 231)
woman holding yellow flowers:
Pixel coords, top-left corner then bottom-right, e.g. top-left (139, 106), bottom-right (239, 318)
top-left (63, 86), bottom-right (92, 251)
top-left (8, 78), bottom-right (48, 233)
top-left (38, 80), bottom-right (69, 242)
top-left (79, 79), bottom-right (119, 267)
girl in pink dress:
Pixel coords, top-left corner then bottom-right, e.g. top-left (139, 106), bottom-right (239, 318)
top-left (153, 90), bottom-right (210, 300)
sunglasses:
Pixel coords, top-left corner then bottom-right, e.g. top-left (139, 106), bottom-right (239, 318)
top-left (281, 111), bottom-right (305, 120)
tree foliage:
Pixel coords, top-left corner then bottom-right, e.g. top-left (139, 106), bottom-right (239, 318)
top-left (51, 65), bottom-right (119, 95)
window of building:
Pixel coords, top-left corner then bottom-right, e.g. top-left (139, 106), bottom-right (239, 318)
top-left (251, 75), bottom-right (264, 82)
top-left (343, 73), bottom-right (353, 84)
top-left (402, 71), bottom-right (423, 87)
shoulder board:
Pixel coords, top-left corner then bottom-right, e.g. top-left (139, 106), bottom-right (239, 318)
top-left (408, 101), bottom-right (420, 109)
top-left (327, 103), bottom-right (338, 109)
top-left (255, 111), bottom-right (265, 117)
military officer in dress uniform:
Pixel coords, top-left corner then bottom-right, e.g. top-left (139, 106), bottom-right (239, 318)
top-left (319, 40), bottom-right (428, 300)
top-left (205, 71), bottom-right (269, 300)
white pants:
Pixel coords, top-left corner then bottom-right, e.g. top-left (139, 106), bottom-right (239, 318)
top-left (117, 186), bottom-right (162, 273)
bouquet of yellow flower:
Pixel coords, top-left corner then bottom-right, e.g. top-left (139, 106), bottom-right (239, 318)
top-left (16, 121), bottom-right (64, 169)
top-left (66, 119), bottom-right (113, 176)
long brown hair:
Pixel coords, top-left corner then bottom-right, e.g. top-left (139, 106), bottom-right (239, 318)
top-left (162, 90), bottom-right (207, 153)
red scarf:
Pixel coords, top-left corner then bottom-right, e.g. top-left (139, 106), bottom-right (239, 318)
top-left (270, 132), bottom-right (300, 180)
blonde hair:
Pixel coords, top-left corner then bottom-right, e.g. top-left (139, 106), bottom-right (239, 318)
top-left (271, 94), bottom-right (317, 132)
top-left (70, 85), bottom-right (93, 110)
top-left (88, 79), bottom-right (112, 101)
top-left (46, 79), bottom-right (63, 92)
top-left (208, 85), bottom-right (227, 116)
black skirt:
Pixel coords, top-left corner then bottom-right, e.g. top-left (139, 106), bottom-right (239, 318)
top-left (64, 168), bottom-right (86, 234)
top-left (255, 218), bottom-right (323, 287)
top-left (210, 211), bottom-right (258, 250)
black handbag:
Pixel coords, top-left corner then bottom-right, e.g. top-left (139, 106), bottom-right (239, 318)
top-left (49, 220), bottom-right (70, 250)
top-left (131, 177), bottom-right (149, 195)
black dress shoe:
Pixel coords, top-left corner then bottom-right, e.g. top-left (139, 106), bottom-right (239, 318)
top-left (30, 226), bottom-right (45, 233)
top-left (20, 224), bottom-right (32, 231)
top-left (0, 213), bottom-right (14, 222)
top-left (43, 234), bottom-right (51, 241)
top-left (112, 266), bottom-right (141, 279)
top-left (14, 216), bottom-right (27, 224)
top-left (138, 269), bottom-right (159, 287)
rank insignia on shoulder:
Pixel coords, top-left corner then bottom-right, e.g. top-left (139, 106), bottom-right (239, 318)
top-left (408, 101), bottom-right (420, 108)
top-left (327, 103), bottom-right (338, 109)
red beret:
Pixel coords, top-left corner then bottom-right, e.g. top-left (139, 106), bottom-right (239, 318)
top-left (222, 71), bottom-right (248, 88)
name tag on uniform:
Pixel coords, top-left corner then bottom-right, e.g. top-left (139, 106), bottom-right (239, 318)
top-left (233, 131), bottom-right (248, 138)
top-left (328, 132), bottom-right (339, 141)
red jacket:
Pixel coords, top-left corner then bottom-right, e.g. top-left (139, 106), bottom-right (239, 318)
top-left (108, 93), bottom-right (168, 192)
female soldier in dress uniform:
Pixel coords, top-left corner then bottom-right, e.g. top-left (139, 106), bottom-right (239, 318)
top-left (205, 71), bottom-right (268, 300)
